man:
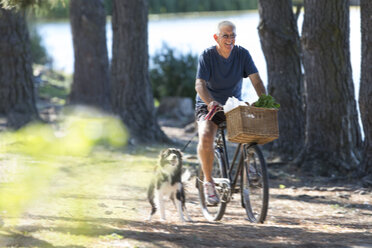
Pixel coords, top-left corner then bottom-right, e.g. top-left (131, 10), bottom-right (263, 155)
top-left (195, 20), bottom-right (266, 205)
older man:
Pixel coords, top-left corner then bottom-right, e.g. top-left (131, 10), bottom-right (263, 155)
top-left (195, 20), bottom-right (266, 205)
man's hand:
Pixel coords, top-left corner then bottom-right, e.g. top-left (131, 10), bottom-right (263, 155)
top-left (207, 101), bottom-right (222, 111)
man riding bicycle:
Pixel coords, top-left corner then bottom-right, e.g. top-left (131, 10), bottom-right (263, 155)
top-left (195, 20), bottom-right (266, 205)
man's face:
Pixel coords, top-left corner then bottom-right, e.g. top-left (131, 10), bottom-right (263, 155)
top-left (214, 25), bottom-right (236, 54)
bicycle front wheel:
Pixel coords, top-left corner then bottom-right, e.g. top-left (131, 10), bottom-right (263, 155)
top-left (197, 147), bottom-right (228, 221)
top-left (241, 145), bottom-right (269, 223)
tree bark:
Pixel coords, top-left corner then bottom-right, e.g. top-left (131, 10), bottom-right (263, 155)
top-left (300, 0), bottom-right (362, 175)
top-left (111, 0), bottom-right (169, 144)
top-left (359, 0), bottom-right (372, 177)
top-left (258, 0), bottom-right (305, 161)
top-left (69, 0), bottom-right (111, 111)
top-left (0, 7), bottom-right (39, 129)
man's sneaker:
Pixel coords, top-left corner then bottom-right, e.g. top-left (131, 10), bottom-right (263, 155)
top-left (204, 181), bottom-right (220, 205)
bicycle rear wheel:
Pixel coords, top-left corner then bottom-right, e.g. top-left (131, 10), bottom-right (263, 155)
top-left (241, 145), bottom-right (269, 223)
top-left (197, 147), bottom-right (228, 221)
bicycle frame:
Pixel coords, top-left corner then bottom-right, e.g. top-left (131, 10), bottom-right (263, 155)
top-left (215, 126), bottom-right (256, 193)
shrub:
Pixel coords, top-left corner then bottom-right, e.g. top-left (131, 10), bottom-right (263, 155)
top-left (150, 43), bottom-right (197, 101)
top-left (29, 25), bottom-right (52, 66)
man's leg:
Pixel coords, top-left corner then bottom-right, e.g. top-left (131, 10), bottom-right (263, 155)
top-left (197, 119), bottom-right (220, 205)
top-left (197, 120), bottom-right (218, 182)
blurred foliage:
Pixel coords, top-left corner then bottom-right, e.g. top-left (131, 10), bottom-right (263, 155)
top-left (0, 107), bottom-right (128, 218)
top-left (150, 43), bottom-right (197, 101)
top-left (29, 24), bottom-right (52, 65)
top-left (1, 0), bottom-right (64, 11)
top-left (34, 66), bottom-right (72, 105)
top-left (0, 0), bottom-right (42, 9)
top-left (15, 0), bottom-right (258, 19)
top-left (148, 0), bottom-right (258, 14)
top-left (27, 0), bottom-right (69, 19)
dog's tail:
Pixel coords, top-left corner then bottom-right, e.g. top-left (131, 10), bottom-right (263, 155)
top-left (181, 169), bottom-right (191, 182)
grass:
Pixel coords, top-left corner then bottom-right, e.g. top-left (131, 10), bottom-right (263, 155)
top-left (0, 108), bottom-right (163, 247)
top-left (0, 142), bottom-right (160, 247)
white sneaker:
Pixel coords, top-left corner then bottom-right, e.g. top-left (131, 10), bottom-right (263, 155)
top-left (204, 181), bottom-right (220, 205)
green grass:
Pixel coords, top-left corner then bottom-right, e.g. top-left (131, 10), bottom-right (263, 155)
top-left (0, 111), bottom-right (163, 247)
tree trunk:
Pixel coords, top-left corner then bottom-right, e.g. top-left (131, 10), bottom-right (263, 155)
top-left (69, 0), bottom-right (111, 111)
top-left (111, 0), bottom-right (169, 144)
top-left (258, 0), bottom-right (305, 161)
top-left (300, 0), bottom-right (362, 175)
top-left (359, 0), bottom-right (372, 177)
top-left (0, 7), bottom-right (39, 129)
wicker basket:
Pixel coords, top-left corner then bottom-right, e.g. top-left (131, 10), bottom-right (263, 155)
top-left (225, 105), bottom-right (279, 144)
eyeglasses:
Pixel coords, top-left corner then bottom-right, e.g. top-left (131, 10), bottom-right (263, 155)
top-left (220, 34), bottom-right (237, 39)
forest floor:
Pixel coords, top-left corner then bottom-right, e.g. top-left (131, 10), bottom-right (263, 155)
top-left (0, 70), bottom-right (371, 247)
top-left (0, 122), bottom-right (371, 247)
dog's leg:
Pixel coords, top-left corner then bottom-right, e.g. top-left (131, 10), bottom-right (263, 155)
top-left (147, 183), bottom-right (156, 221)
top-left (183, 203), bottom-right (192, 222)
top-left (170, 193), bottom-right (177, 209)
top-left (175, 198), bottom-right (186, 222)
top-left (178, 183), bottom-right (192, 222)
top-left (157, 190), bottom-right (166, 221)
top-left (176, 183), bottom-right (187, 222)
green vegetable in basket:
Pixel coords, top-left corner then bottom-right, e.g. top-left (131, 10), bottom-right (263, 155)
top-left (253, 94), bottom-right (280, 109)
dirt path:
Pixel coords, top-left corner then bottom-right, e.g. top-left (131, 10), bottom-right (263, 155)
top-left (0, 124), bottom-right (371, 248)
top-left (141, 126), bottom-right (372, 248)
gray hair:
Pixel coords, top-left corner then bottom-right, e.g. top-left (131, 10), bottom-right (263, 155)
top-left (216, 21), bottom-right (236, 35)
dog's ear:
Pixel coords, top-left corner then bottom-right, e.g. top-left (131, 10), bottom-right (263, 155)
top-left (172, 148), bottom-right (182, 163)
top-left (159, 149), bottom-right (169, 167)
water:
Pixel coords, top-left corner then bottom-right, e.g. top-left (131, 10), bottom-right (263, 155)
top-left (36, 8), bottom-right (361, 104)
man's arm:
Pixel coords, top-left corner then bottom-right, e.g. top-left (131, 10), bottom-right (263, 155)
top-left (195, 78), bottom-right (221, 111)
top-left (249, 73), bottom-right (266, 96)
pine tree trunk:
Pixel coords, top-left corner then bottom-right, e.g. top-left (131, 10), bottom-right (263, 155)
top-left (300, 0), bottom-right (362, 175)
top-left (359, 0), bottom-right (372, 176)
top-left (69, 0), bottom-right (111, 111)
top-left (0, 7), bottom-right (39, 129)
top-left (258, 0), bottom-right (305, 161)
top-left (111, 0), bottom-right (169, 144)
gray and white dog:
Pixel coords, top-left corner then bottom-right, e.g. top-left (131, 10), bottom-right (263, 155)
top-left (147, 148), bottom-right (192, 222)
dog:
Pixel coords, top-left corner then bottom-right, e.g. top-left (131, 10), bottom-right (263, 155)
top-left (147, 148), bottom-right (192, 222)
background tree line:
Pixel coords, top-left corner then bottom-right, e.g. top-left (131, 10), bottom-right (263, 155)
top-left (0, 0), bottom-right (370, 183)
top-left (28, 0), bottom-right (259, 19)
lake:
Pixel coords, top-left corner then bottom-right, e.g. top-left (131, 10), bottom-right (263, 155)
top-left (36, 8), bottom-right (361, 104)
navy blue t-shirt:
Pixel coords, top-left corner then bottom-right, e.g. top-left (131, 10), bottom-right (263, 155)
top-left (195, 45), bottom-right (258, 106)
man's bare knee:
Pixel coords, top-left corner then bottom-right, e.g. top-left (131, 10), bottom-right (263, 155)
top-left (198, 122), bottom-right (216, 148)
top-left (199, 134), bottom-right (214, 149)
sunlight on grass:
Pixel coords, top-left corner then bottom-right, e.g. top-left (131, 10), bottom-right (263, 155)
top-left (0, 107), bottom-right (128, 219)
top-left (0, 107), bottom-right (163, 246)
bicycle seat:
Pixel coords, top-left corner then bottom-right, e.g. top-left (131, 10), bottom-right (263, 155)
top-left (218, 121), bottom-right (227, 129)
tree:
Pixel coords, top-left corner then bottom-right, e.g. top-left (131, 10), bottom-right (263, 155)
top-left (258, 0), bottom-right (305, 161)
top-left (300, 0), bottom-right (361, 175)
top-left (69, 0), bottom-right (111, 111)
top-left (0, 5), bottom-right (39, 129)
top-left (359, 0), bottom-right (372, 183)
top-left (110, 0), bottom-right (169, 144)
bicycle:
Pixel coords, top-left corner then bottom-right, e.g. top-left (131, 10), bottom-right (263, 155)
top-left (196, 121), bottom-right (269, 223)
